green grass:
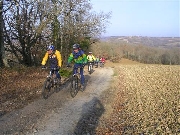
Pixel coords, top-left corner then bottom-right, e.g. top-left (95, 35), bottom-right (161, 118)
top-left (59, 68), bottom-right (72, 77)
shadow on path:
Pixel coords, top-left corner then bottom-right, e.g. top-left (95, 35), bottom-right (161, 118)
top-left (74, 97), bottom-right (105, 135)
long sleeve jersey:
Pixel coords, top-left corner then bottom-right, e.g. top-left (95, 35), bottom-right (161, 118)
top-left (87, 54), bottom-right (96, 62)
top-left (68, 50), bottom-right (87, 64)
top-left (41, 50), bottom-right (62, 68)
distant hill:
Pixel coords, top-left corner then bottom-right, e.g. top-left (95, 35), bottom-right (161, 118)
top-left (100, 36), bottom-right (180, 49)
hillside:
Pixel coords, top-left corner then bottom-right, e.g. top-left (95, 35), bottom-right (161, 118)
top-left (100, 36), bottom-right (180, 49)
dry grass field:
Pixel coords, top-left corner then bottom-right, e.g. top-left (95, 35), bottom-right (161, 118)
top-left (96, 59), bottom-right (180, 134)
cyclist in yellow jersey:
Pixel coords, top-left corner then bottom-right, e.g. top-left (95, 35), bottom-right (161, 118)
top-left (41, 45), bottom-right (62, 80)
top-left (87, 52), bottom-right (96, 69)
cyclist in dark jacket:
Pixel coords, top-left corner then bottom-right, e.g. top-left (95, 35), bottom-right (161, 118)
top-left (67, 44), bottom-right (87, 88)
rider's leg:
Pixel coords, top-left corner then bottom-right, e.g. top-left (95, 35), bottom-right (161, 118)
top-left (55, 70), bottom-right (61, 79)
top-left (73, 64), bottom-right (78, 75)
top-left (80, 67), bottom-right (85, 85)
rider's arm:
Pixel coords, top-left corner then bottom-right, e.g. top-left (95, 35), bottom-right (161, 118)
top-left (92, 55), bottom-right (96, 61)
top-left (68, 53), bottom-right (74, 63)
top-left (55, 50), bottom-right (62, 67)
top-left (82, 54), bottom-right (87, 64)
top-left (41, 52), bottom-right (49, 65)
top-left (86, 55), bottom-right (89, 61)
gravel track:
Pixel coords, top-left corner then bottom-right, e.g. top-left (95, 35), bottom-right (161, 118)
top-left (0, 66), bottom-right (113, 135)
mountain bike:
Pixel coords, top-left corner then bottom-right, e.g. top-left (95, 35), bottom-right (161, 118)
top-left (88, 62), bottom-right (93, 74)
top-left (94, 61), bottom-right (99, 68)
top-left (68, 66), bottom-right (84, 98)
top-left (42, 67), bottom-right (61, 99)
top-left (100, 61), bottom-right (105, 68)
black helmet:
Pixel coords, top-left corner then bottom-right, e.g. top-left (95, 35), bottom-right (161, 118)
top-left (73, 44), bottom-right (79, 49)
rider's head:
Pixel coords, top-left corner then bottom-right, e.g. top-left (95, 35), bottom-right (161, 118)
top-left (89, 52), bottom-right (92, 55)
top-left (73, 44), bottom-right (80, 52)
top-left (47, 45), bottom-right (55, 54)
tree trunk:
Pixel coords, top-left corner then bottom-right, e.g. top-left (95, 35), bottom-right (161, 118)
top-left (0, 1), bottom-right (4, 67)
top-left (0, 1), bottom-right (9, 67)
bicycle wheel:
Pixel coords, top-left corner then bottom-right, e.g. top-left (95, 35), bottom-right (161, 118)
top-left (70, 75), bottom-right (78, 98)
top-left (54, 78), bottom-right (61, 93)
top-left (88, 64), bottom-right (92, 74)
top-left (88, 64), bottom-right (90, 72)
top-left (77, 75), bottom-right (83, 92)
top-left (90, 64), bottom-right (93, 74)
top-left (42, 78), bottom-right (53, 99)
top-left (102, 63), bottom-right (104, 68)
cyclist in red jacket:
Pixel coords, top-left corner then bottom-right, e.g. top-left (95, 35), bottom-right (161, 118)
top-left (100, 56), bottom-right (105, 67)
top-left (100, 56), bottom-right (105, 63)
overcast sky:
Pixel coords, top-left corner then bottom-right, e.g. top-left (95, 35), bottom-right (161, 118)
top-left (90, 0), bottom-right (179, 37)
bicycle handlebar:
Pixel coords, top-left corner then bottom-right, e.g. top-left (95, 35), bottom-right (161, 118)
top-left (67, 64), bottom-right (85, 69)
top-left (42, 67), bottom-right (60, 70)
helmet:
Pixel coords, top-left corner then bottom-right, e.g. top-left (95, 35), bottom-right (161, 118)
top-left (89, 52), bottom-right (92, 54)
top-left (73, 44), bottom-right (79, 49)
top-left (47, 45), bottom-right (55, 51)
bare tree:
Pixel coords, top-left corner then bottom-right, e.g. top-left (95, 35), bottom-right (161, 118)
top-left (3, 0), bottom-right (61, 66)
top-left (0, 0), bottom-right (14, 67)
top-left (0, 0), bottom-right (4, 67)
top-left (1, 0), bottom-right (111, 67)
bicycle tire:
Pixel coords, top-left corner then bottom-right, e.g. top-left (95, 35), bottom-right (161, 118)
top-left (88, 64), bottom-right (92, 74)
top-left (102, 63), bottom-right (104, 68)
top-left (42, 79), bottom-right (52, 99)
top-left (76, 73), bottom-right (83, 92)
top-left (100, 62), bottom-right (104, 68)
top-left (54, 78), bottom-right (61, 93)
top-left (70, 75), bottom-right (78, 98)
top-left (90, 64), bottom-right (92, 74)
top-left (88, 64), bottom-right (90, 72)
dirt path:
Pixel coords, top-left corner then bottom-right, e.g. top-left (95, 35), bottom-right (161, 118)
top-left (0, 66), bottom-right (113, 135)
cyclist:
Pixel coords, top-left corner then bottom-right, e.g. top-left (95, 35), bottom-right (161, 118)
top-left (87, 52), bottom-right (96, 69)
top-left (95, 56), bottom-right (100, 68)
top-left (41, 45), bottom-right (62, 81)
top-left (100, 56), bottom-right (105, 67)
top-left (67, 44), bottom-right (87, 89)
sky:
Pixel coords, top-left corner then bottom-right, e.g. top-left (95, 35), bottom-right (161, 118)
top-left (90, 0), bottom-right (179, 37)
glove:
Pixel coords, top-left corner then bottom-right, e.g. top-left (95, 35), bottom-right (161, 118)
top-left (42, 65), bottom-right (46, 69)
top-left (83, 62), bottom-right (87, 65)
top-left (66, 64), bottom-right (70, 68)
top-left (57, 66), bottom-right (60, 70)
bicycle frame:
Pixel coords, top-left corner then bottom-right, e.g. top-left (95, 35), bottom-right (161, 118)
top-left (48, 70), bottom-right (56, 82)
top-left (69, 66), bottom-right (82, 98)
top-left (100, 61), bottom-right (104, 68)
top-left (88, 62), bottom-right (93, 74)
top-left (42, 68), bottom-right (60, 99)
